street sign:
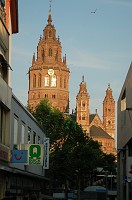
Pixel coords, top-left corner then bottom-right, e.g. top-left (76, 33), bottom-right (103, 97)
top-left (11, 150), bottom-right (27, 163)
top-left (43, 138), bottom-right (49, 169)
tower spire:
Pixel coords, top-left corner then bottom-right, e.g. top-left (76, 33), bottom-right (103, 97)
top-left (48, 0), bottom-right (52, 25)
top-left (82, 75), bottom-right (84, 82)
top-left (49, 0), bottom-right (52, 13)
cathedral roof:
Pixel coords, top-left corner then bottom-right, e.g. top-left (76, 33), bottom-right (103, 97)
top-left (90, 125), bottom-right (113, 139)
top-left (89, 114), bottom-right (96, 123)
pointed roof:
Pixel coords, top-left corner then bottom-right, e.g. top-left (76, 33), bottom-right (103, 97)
top-left (90, 125), bottom-right (113, 139)
top-left (89, 114), bottom-right (96, 123)
top-left (103, 83), bottom-right (114, 102)
top-left (89, 109), bottom-right (100, 124)
top-left (48, 0), bottom-right (52, 25)
top-left (47, 10), bottom-right (52, 25)
top-left (79, 76), bottom-right (88, 94)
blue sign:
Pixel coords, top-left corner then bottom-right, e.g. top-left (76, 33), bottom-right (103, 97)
top-left (11, 150), bottom-right (27, 163)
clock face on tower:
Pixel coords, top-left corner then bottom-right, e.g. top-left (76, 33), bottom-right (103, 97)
top-left (48, 69), bottom-right (54, 76)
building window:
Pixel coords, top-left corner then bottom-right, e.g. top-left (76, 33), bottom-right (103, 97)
top-left (45, 75), bottom-right (50, 86)
top-left (38, 73), bottom-right (41, 87)
top-left (64, 77), bottom-right (66, 88)
top-left (33, 132), bottom-right (36, 144)
top-left (28, 127), bottom-right (31, 144)
top-left (21, 122), bottom-right (25, 144)
top-left (45, 94), bottom-right (48, 98)
top-left (32, 93), bottom-right (35, 99)
top-left (33, 74), bottom-right (36, 88)
top-left (14, 116), bottom-right (18, 144)
top-left (121, 89), bottom-right (126, 111)
top-left (60, 77), bottom-right (62, 88)
top-left (42, 49), bottom-right (45, 61)
top-left (82, 115), bottom-right (85, 120)
top-left (121, 89), bottom-right (126, 126)
top-left (49, 31), bottom-right (52, 37)
top-left (128, 144), bottom-right (132, 157)
top-left (82, 102), bottom-right (85, 107)
top-left (52, 94), bottom-right (56, 99)
top-left (51, 75), bottom-right (56, 87)
top-left (49, 48), bottom-right (52, 57)
top-left (38, 136), bottom-right (41, 144)
top-left (0, 107), bottom-right (6, 143)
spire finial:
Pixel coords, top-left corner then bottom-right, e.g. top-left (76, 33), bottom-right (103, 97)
top-left (48, 0), bottom-right (52, 25)
top-left (49, 0), bottom-right (52, 13)
top-left (82, 75), bottom-right (84, 82)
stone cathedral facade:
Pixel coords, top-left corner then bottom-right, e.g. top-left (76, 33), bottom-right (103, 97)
top-left (76, 77), bottom-right (116, 155)
top-left (28, 10), bottom-right (70, 113)
top-left (28, 10), bottom-right (116, 155)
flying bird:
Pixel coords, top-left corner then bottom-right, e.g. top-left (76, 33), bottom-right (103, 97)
top-left (91, 8), bottom-right (97, 14)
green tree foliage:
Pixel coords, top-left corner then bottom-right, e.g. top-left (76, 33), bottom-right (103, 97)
top-left (31, 99), bottom-right (116, 190)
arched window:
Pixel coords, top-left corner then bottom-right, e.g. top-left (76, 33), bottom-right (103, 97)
top-left (60, 77), bottom-right (62, 88)
top-left (49, 30), bottom-right (52, 37)
top-left (44, 75), bottom-right (49, 86)
top-left (51, 75), bottom-right (56, 87)
top-left (33, 74), bottom-right (36, 88)
top-left (42, 49), bottom-right (45, 61)
top-left (38, 73), bottom-right (41, 87)
top-left (82, 102), bottom-right (85, 107)
top-left (49, 48), bottom-right (52, 57)
top-left (82, 115), bottom-right (85, 120)
top-left (64, 77), bottom-right (66, 88)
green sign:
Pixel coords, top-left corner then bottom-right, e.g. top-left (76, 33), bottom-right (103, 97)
top-left (26, 144), bottom-right (44, 165)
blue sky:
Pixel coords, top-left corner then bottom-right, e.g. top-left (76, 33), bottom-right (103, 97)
top-left (11, 0), bottom-right (132, 121)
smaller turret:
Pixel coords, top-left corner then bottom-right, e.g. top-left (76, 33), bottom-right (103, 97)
top-left (32, 53), bottom-right (35, 65)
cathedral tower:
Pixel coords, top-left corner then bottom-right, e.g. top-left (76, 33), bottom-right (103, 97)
top-left (103, 84), bottom-right (115, 138)
top-left (76, 76), bottom-right (90, 134)
top-left (28, 7), bottom-right (70, 113)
